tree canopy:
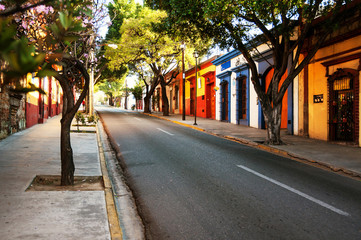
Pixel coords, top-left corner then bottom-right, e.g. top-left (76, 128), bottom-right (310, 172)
top-left (105, 4), bottom-right (208, 114)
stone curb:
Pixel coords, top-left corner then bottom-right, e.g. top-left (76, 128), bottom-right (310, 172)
top-left (144, 113), bottom-right (361, 180)
top-left (96, 119), bottom-right (123, 240)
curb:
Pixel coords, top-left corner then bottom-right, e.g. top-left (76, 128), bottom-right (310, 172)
top-left (144, 113), bottom-right (361, 180)
top-left (96, 121), bottom-right (123, 240)
top-left (97, 111), bottom-right (146, 240)
top-left (142, 113), bottom-right (206, 132)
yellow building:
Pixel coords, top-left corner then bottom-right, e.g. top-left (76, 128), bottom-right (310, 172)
top-left (299, 15), bottom-right (361, 147)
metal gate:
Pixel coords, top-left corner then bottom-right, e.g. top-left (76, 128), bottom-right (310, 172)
top-left (329, 69), bottom-right (356, 142)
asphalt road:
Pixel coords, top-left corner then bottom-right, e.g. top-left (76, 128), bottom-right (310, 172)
top-left (97, 107), bottom-right (361, 240)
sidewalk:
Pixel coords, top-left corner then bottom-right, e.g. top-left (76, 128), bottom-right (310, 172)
top-left (0, 115), bottom-right (112, 240)
top-left (146, 112), bottom-right (361, 179)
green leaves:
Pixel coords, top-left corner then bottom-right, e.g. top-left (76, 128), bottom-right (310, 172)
top-left (49, 11), bottom-right (85, 45)
top-left (36, 69), bottom-right (58, 78)
top-left (59, 11), bottom-right (73, 30)
top-left (2, 37), bottom-right (45, 78)
top-left (0, 19), bottom-right (16, 53)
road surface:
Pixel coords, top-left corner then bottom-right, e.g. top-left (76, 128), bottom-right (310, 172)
top-left (98, 107), bottom-right (361, 240)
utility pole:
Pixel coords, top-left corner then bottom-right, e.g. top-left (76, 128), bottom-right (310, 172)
top-left (181, 43), bottom-right (186, 121)
top-left (193, 50), bottom-right (199, 126)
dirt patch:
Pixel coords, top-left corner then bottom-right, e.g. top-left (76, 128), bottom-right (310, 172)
top-left (72, 124), bottom-right (96, 127)
top-left (26, 175), bottom-right (104, 191)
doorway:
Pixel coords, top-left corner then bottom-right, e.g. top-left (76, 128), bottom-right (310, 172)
top-left (221, 81), bottom-right (229, 121)
top-left (190, 87), bottom-right (195, 115)
top-left (206, 82), bottom-right (215, 119)
top-left (328, 68), bottom-right (358, 143)
top-left (237, 76), bottom-right (247, 124)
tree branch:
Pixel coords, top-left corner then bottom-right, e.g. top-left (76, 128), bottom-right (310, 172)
top-left (0, 0), bottom-right (55, 17)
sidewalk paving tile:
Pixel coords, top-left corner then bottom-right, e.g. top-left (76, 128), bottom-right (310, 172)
top-left (0, 116), bottom-right (111, 240)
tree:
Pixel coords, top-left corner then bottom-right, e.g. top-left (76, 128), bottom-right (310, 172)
top-left (130, 80), bottom-right (145, 110)
top-left (150, 0), bottom-right (360, 144)
top-left (97, 79), bottom-right (125, 106)
top-left (106, 5), bottom-right (204, 115)
top-left (0, 0), bottom-right (99, 185)
top-left (131, 84), bottom-right (143, 102)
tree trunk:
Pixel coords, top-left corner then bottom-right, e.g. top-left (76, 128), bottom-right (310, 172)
top-left (144, 94), bottom-right (151, 113)
top-left (60, 114), bottom-right (74, 185)
top-left (144, 83), bottom-right (156, 114)
top-left (160, 77), bottom-right (169, 116)
top-left (54, 60), bottom-right (89, 186)
top-left (109, 93), bottom-right (114, 106)
top-left (264, 103), bottom-right (283, 145)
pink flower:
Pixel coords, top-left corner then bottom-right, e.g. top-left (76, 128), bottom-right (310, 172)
top-left (35, 5), bottom-right (53, 14)
top-left (0, 4), bottom-right (5, 11)
top-left (35, 5), bottom-right (46, 12)
top-left (22, 21), bottom-right (28, 29)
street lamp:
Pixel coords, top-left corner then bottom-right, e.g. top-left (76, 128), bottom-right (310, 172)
top-left (193, 50), bottom-right (199, 126)
top-left (180, 42), bottom-right (186, 121)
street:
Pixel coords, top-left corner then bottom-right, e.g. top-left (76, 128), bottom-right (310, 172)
top-left (98, 107), bottom-right (361, 240)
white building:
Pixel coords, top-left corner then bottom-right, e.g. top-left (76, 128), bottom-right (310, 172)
top-left (212, 48), bottom-right (298, 134)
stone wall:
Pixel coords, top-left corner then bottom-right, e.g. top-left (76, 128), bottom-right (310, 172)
top-left (0, 87), bottom-right (26, 140)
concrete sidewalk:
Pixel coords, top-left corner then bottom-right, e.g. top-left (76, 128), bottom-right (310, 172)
top-left (146, 112), bottom-right (361, 179)
top-left (0, 115), bottom-right (112, 240)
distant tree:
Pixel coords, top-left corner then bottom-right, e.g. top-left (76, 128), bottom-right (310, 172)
top-left (97, 79), bottom-right (125, 106)
top-left (130, 81), bottom-right (144, 102)
top-left (151, 0), bottom-right (360, 144)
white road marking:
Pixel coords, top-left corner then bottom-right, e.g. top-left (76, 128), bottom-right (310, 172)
top-left (134, 117), bottom-right (141, 121)
top-left (236, 164), bottom-right (350, 217)
top-left (157, 128), bottom-right (174, 136)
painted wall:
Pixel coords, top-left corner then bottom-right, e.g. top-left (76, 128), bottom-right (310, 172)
top-left (26, 73), bottom-right (40, 128)
top-left (185, 59), bottom-right (216, 118)
top-left (249, 71), bottom-right (259, 128)
top-left (214, 50), bottom-right (252, 124)
top-left (26, 74), bottom-right (63, 128)
top-left (215, 64), bottom-right (221, 121)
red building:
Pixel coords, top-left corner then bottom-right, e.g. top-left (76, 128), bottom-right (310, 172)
top-left (25, 73), bottom-right (63, 128)
top-left (185, 57), bottom-right (217, 119)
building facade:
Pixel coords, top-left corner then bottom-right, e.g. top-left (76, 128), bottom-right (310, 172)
top-left (25, 73), bottom-right (63, 128)
top-left (212, 50), bottom-right (255, 126)
top-left (185, 57), bottom-right (217, 119)
top-left (0, 72), bottom-right (63, 140)
top-left (212, 46), bottom-right (297, 135)
top-left (299, 11), bottom-right (361, 146)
